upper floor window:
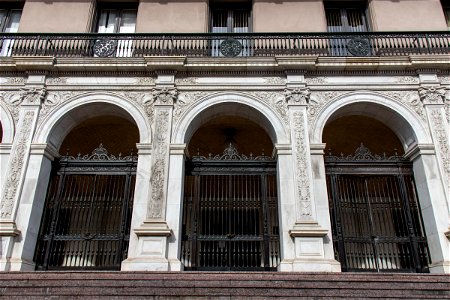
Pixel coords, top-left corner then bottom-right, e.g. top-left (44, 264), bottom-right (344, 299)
top-left (210, 1), bottom-right (252, 33)
top-left (0, 4), bottom-right (22, 33)
top-left (443, 2), bottom-right (450, 29)
top-left (325, 1), bottom-right (369, 32)
top-left (95, 3), bottom-right (137, 33)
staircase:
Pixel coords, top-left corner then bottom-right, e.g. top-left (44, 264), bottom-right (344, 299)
top-left (1, 272), bottom-right (449, 299)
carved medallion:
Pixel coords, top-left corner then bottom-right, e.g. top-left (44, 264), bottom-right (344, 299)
top-left (347, 37), bottom-right (371, 56)
top-left (93, 39), bottom-right (118, 57)
top-left (220, 38), bottom-right (242, 57)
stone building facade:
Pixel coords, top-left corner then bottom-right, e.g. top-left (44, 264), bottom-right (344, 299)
top-left (0, 0), bottom-right (449, 274)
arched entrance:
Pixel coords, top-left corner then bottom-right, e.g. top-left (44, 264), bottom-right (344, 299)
top-left (33, 115), bottom-right (139, 270)
top-left (180, 115), bottom-right (281, 271)
top-left (323, 115), bottom-right (430, 273)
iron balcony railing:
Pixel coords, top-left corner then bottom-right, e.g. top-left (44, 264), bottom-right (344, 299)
top-left (0, 32), bottom-right (449, 58)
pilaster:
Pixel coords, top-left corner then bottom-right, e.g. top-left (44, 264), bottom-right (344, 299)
top-left (0, 74), bottom-right (46, 270)
top-left (282, 72), bottom-right (336, 272)
top-left (123, 73), bottom-right (177, 271)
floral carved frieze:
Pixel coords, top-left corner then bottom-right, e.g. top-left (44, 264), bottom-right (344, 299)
top-left (292, 110), bottom-right (313, 219)
top-left (148, 110), bottom-right (170, 219)
top-left (1, 111), bottom-right (35, 219)
top-left (418, 86), bottom-right (446, 105)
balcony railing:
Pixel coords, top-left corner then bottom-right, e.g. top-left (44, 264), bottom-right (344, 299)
top-left (0, 32), bottom-right (449, 58)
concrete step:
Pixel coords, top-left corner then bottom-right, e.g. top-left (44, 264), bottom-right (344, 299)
top-left (0, 272), bottom-right (449, 299)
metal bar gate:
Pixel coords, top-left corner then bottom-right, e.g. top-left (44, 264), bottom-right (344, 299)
top-left (34, 144), bottom-right (137, 270)
top-left (181, 144), bottom-right (280, 271)
top-left (325, 144), bottom-right (430, 273)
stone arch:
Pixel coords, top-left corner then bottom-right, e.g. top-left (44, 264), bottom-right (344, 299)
top-left (312, 91), bottom-right (431, 150)
top-left (34, 93), bottom-right (151, 150)
top-left (15, 93), bottom-right (150, 271)
top-left (314, 91), bottom-right (449, 273)
top-left (173, 93), bottom-right (289, 145)
top-left (0, 102), bottom-right (15, 143)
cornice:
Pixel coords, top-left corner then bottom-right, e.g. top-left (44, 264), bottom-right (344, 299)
top-left (3, 55), bottom-right (449, 73)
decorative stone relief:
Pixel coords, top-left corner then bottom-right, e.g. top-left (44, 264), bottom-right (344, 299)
top-left (305, 77), bottom-right (327, 85)
top-left (173, 91), bottom-right (289, 129)
top-left (307, 91), bottom-right (348, 124)
top-left (264, 77), bottom-right (286, 85)
top-left (175, 77), bottom-right (198, 85)
top-left (438, 76), bottom-right (450, 84)
top-left (46, 77), bottom-right (69, 85)
top-left (136, 77), bottom-right (155, 85)
top-left (148, 110), bottom-right (170, 219)
top-left (39, 91), bottom-right (78, 120)
top-left (418, 86), bottom-right (446, 105)
top-left (284, 88), bottom-right (311, 105)
top-left (378, 91), bottom-right (426, 122)
top-left (394, 76), bottom-right (419, 84)
top-left (4, 77), bottom-right (25, 85)
top-left (1, 111), bottom-right (35, 219)
top-left (292, 110), bottom-right (313, 219)
top-left (430, 109), bottom-right (450, 196)
top-left (151, 88), bottom-right (178, 105)
top-left (18, 88), bottom-right (47, 105)
top-left (0, 91), bottom-right (21, 123)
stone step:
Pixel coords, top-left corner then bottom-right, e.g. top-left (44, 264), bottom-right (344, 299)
top-left (0, 272), bottom-right (449, 299)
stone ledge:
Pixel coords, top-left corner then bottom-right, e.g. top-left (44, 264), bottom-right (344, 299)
top-left (1, 54), bottom-right (450, 73)
top-left (0, 221), bottom-right (21, 236)
top-left (134, 221), bottom-right (173, 237)
top-left (289, 221), bottom-right (328, 237)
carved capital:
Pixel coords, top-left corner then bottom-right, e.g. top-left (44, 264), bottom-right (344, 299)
top-left (18, 87), bottom-right (47, 106)
top-left (151, 87), bottom-right (178, 105)
top-left (284, 87), bottom-right (310, 105)
top-left (418, 86), bottom-right (445, 105)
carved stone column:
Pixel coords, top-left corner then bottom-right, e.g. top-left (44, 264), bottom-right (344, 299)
top-left (283, 73), bottom-right (334, 272)
top-left (0, 75), bottom-right (46, 271)
top-left (417, 75), bottom-right (450, 272)
top-left (126, 74), bottom-right (177, 271)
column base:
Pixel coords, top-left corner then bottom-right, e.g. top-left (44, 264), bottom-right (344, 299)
top-left (121, 257), bottom-right (170, 271)
top-left (122, 220), bottom-right (173, 271)
top-left (279, 259), bottom-right (341, 272)
top-left (0, 258), bottom-right (35, 271)
top-left (429, 261), bottom-right (450, 274)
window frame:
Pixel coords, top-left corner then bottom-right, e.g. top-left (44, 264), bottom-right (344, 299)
top-left (209, 1), bottom-right (252, 33)
top-left (0, 2), bottom-right (23, 33)
top-left (94, 2), bottom-right (138, 33)
top-left (324, 1), bottom-right (370, 32)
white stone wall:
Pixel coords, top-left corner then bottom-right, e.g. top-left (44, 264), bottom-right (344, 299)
top-left (0, 72), bottom-right (449, 273)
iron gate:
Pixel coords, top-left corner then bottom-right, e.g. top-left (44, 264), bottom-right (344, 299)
top-left (325, 144), bottom-right (430, 273)
top-left (34, 144), bottom-right (137, 270)
top-left (181, 144), bottom-right (280, 271)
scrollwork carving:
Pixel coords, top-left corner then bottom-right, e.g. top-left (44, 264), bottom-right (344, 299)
top-left (292, 110), bottom-right (313, 219)
top-left (419, 86), bottom-right (446, 105)
top-left (4, 77), bottom-right (25, 85)
top-left (1, 111), bottom-right (35, 218)
top-left (19, 87), bottom-right (47, 105)
top-left (430, 109), bottom-right (450, 195)
top-left (284, 88), bottom-right (310, 105)
top-left (151, 87), bottom-right (178, 105)
top-left (148, 110), bottom-right (170, 219)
